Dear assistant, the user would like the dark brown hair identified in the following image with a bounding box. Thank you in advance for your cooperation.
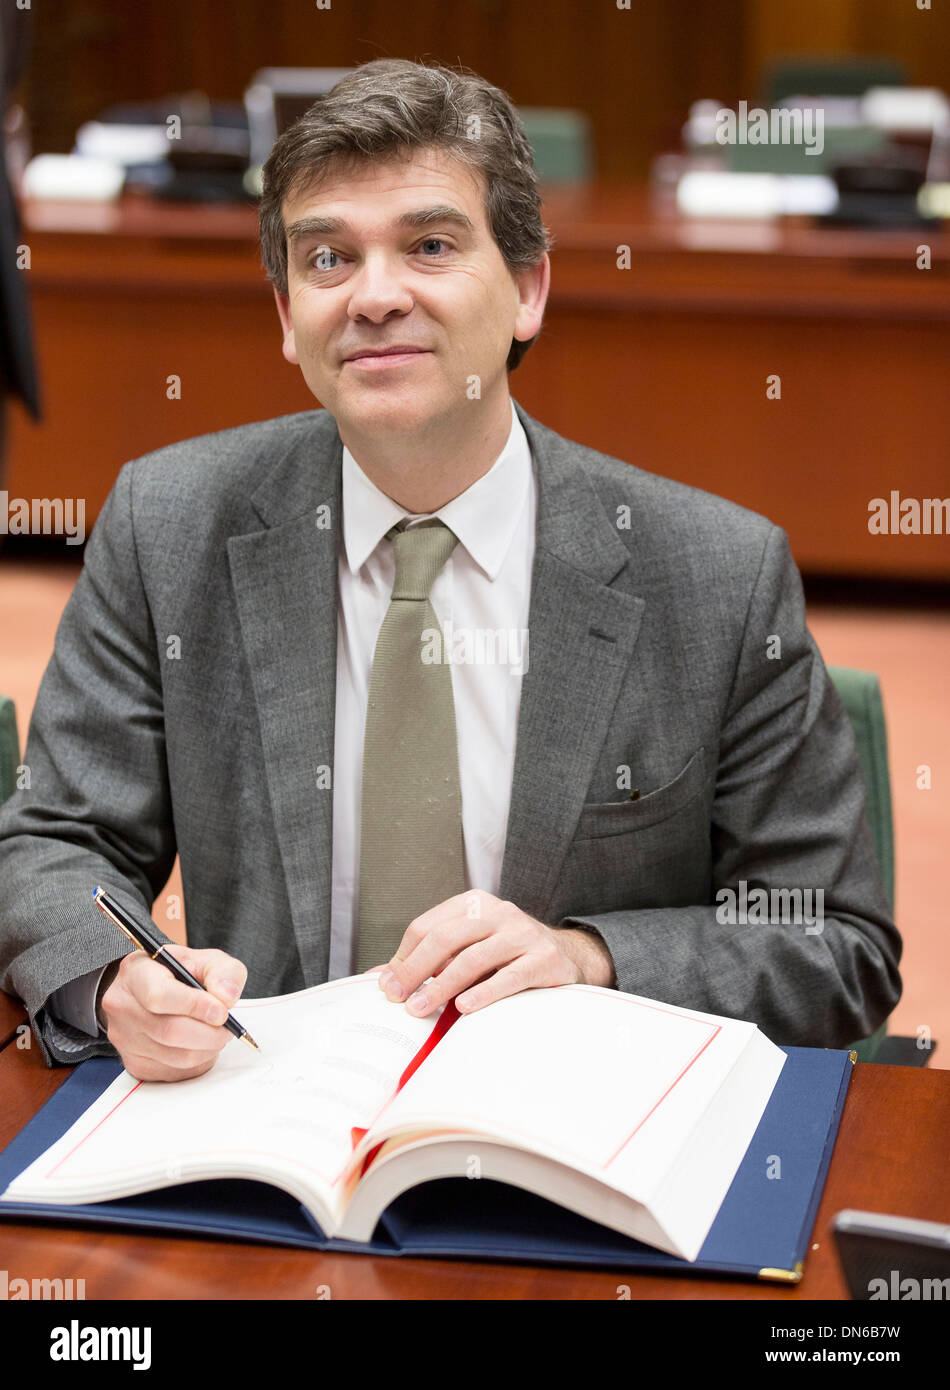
[259,58,552,371]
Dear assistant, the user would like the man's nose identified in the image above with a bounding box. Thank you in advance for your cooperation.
[347,253,414,320]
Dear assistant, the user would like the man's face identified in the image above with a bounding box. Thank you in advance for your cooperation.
[273,147,548,440]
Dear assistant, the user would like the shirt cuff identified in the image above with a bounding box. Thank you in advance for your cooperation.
[46,964,112,1038]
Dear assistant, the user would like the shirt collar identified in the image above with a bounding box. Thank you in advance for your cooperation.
[341,398,531,580]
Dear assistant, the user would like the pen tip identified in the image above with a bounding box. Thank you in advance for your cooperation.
[241,1032,260,1051]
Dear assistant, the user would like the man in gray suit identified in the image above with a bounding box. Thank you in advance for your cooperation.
[0,60,900,1080]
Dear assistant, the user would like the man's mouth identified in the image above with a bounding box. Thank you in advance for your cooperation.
[344,347,432,367]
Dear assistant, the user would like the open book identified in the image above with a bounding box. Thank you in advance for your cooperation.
[1,975,785,1262]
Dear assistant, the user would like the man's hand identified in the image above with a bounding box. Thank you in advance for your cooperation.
[373,890,616,1017]
[99,946,248,1082]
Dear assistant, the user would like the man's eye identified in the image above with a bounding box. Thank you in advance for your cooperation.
[307,239,448,270]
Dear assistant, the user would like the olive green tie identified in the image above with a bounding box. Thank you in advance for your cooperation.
[356,519,466,972]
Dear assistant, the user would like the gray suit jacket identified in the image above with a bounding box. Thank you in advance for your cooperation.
[0,399,901,1065]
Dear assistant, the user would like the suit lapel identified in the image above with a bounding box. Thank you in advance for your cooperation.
[227,412,342,987]
[499,402,646,920]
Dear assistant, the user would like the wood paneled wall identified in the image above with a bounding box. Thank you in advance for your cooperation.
[17,1,950,183]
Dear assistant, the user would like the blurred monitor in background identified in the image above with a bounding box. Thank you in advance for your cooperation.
[244,68,356,195]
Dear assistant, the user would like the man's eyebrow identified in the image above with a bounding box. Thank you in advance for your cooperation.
[285,205,475,246]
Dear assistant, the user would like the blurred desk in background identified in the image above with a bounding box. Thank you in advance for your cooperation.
[7,187,949,578]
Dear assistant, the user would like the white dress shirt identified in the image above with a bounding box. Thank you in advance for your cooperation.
[330,397,536,974]
[48,398,536,1038]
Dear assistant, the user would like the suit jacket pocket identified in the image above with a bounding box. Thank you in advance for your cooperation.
[573,747,707,839]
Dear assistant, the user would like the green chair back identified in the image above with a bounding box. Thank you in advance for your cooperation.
[0,695,20,803]
[517,107,593,183]
[827,667,895,910]
[827,666,894,1061]
[762,56,906,107]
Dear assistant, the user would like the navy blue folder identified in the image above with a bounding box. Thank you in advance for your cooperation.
[0,1045,853,1282]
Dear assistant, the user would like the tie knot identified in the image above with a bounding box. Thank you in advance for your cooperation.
[387,519,458,600]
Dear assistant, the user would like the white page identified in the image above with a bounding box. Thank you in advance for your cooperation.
[646,1028,785,1260]
[365,984,777,1204]
[341,988,783,1257]
[2,975,439,1222]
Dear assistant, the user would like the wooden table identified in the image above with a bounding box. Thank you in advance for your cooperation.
[1,989,948,1301]
[6,187,949,580]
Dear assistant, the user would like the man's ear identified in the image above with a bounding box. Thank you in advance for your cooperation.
[272,286,299,366]
[512,252,551,347]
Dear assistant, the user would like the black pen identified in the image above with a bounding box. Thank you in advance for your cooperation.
[92,886,260,1051]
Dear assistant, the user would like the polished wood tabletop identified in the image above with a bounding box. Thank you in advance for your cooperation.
[1,991,947,1300]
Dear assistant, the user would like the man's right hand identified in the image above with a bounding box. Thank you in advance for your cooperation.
[99,946,248,1082]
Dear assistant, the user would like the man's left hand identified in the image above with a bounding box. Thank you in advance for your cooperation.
[372,890,616,1017]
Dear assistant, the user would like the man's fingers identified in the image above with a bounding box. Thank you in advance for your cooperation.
[104,945,250,1084]
[456,935,578,1013]
[455,958,542,1013]
[121,947,245,1023]
[137,1009,234,1054]
[123,955,229,1026]
[164,945,247,1007]
[383,912,495,1001]
[401,934,520,1016]
[389,891,472,944]
[387,890,486,967]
